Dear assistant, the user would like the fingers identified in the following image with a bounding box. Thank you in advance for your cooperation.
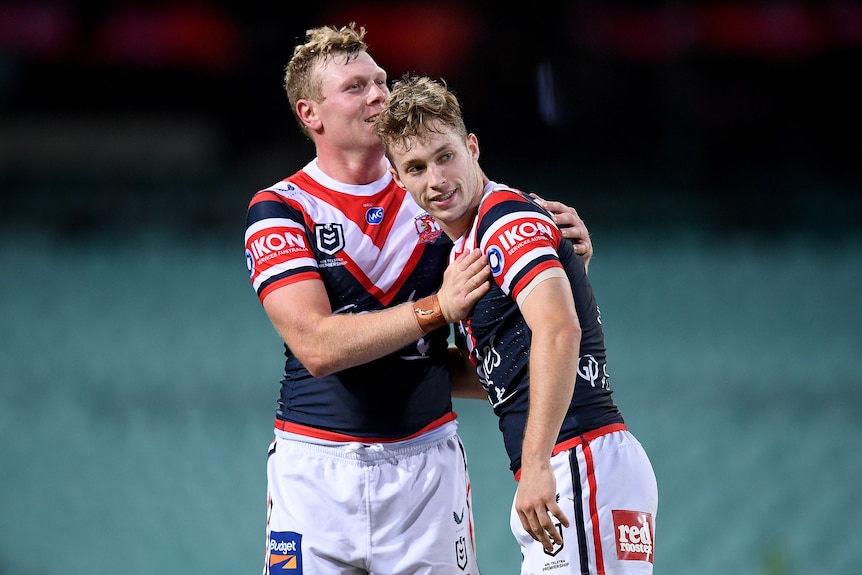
[453,250,491,295]
[535,198,594,263]
[452,246,485,270]
[533,197,591,243]
[546,502,570,546]
[437,249,490,322]
[516,469,570,553]
[518,507,567,553]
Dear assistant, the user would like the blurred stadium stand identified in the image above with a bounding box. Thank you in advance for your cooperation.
[1,1,860,233]
[1,3,860,575]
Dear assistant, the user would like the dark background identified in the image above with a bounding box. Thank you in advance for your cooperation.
[1,3,860,575]
[1,0,859,235]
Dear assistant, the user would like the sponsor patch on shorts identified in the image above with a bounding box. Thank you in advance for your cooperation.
[269,531,302,572]
[612,509,654,563]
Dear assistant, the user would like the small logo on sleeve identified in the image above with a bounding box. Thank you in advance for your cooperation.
[268,531,302,571]
[486,245,504,276]
[612,510,654,563]
[246,249,254,277]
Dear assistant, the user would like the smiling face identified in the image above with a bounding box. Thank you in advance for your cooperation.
[298,50,390,153]
[388,123,486,239]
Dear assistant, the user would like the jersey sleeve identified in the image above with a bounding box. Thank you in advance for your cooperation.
[476,190,564,303]
[245,187,319,302]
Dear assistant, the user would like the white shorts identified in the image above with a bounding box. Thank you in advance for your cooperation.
[264,422,480,575]
[511,427,658,575]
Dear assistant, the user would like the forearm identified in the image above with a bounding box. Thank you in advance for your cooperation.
[520,319,580,467]
[266,292,446,377]
[263,249,488,377]
[306,304,425,373]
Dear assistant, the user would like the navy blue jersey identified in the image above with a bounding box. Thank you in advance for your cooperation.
[454,183,624,473]
[245,160,455,440]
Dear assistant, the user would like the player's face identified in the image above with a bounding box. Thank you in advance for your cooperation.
[390,125,484,239]
[306,51,389,151]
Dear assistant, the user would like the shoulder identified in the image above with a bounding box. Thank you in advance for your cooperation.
[249,170,318,207]
[476,187,561,258]
[477,187,551,231]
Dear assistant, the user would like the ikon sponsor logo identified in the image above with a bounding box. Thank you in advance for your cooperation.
[495,219,554,251]
[249,230,307,261]
[269,531,302,571]
[612,509,654,563]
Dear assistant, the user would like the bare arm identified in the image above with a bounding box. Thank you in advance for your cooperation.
[262,249,490,377]
[514,273,581,552]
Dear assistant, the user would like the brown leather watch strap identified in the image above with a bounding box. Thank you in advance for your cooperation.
[413,294,447,334]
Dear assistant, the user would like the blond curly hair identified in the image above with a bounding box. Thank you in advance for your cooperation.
[284,22,368,136]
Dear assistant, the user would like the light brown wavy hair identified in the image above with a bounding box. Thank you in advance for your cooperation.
[375,74,468,159]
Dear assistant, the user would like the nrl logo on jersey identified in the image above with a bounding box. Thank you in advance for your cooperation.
[414,213,443,243]
[315,223,345,255]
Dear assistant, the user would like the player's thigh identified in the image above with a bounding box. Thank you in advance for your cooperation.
[264,438,367,574]
[372,435,479,575]
[590,431,657,574]
[512,431,657,575]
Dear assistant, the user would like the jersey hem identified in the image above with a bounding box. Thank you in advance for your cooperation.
[273,411,458,444]
[513,423,628,480]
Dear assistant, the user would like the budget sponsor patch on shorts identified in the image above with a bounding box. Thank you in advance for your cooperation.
[612,509,654,563]
[269,531,302,571]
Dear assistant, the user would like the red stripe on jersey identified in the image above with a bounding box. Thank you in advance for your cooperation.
[274,411,458,443]
[258,271,319,302]
[333,240,429,306]
[246,187,319,300]
[289,170,431,306]
[247,185,290,208]
[292,170,408,252]
[514,424,627,479]
[478,187,517,212]
[248,173,434,307]
[476,188,563,297]
[509,259,563,303]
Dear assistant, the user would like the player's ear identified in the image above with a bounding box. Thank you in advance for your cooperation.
[467,133,480,161]
[297,99,321,131]
[389,167,406,189]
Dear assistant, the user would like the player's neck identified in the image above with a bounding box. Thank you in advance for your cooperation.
[315,145,388,186]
